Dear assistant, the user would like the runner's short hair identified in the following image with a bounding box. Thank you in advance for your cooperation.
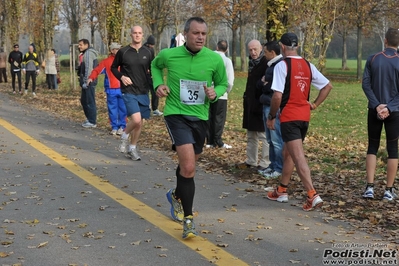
[385,28,399,47]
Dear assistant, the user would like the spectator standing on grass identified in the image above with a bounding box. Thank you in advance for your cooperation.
[257,41,284,179]
[206,40,234,149]
[88,42,127,136]
[151,17,228,239]
[143,35,163,116]
[43,49,58,90]
[8,44,23,94]
[236,39,269,171]
[0,47,7,83]
[266,32,332,211]
[22,45,40,97]
[111,26,154,161]
[77,39,99,128]
[362,27,399,201]
[53,50,60,90]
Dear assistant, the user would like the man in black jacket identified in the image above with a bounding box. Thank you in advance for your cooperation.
[237,39,269,170]
[8,44,23,94]
[257,41,284,179]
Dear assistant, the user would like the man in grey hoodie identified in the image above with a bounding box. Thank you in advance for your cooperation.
[78,39,98,128]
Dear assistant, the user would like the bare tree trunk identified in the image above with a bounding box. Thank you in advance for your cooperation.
[120,0,126,44]
[317,22,334,74]
[231,27,237,69]
[356,25,363,80]
[0,9,5,47]
[239,25,246,72]
[341,29,348,70]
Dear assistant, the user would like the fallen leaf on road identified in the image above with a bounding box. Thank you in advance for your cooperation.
[37,241,48,248]
[0,251,10,257]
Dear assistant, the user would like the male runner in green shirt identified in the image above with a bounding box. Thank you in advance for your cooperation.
[151,17,228,239]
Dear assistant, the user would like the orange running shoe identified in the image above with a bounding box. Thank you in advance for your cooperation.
[303,194,323,211]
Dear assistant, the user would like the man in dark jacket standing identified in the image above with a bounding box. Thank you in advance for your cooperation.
[78,39,98,128]
[257,41,284,179]
[8,44,23,94]
[237,39,268,170]
[362,28,399,201]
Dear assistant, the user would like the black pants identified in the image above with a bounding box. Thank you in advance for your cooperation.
[207,99,227,147]
[80,84,97,124]
[46,74,56,89]
[10,70,21,91]
[367,109,399,158]
[150,87,159,111]
[25,71,37,92]
[0,68,7,83]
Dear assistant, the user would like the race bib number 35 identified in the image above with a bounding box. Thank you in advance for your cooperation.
[180,79,207,105]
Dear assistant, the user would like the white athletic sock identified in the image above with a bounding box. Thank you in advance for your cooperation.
[121,132,129,139]
[129,145,136,151]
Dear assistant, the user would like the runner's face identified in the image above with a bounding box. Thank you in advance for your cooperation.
[184,21,207,52]
[131,27,143,45]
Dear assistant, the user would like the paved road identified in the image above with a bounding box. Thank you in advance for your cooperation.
[0,92,396,266]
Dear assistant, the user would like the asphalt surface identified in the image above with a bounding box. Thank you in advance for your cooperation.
[0,92,397,266]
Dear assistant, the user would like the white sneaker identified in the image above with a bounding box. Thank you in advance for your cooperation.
[362,186,374,199]
[221,143,232,149]
[110,129,117,135]
[205,144,214,148]
[118,136,129,153]
[32,92,37,97]
[383,189,397,201]
[258,166,273,175]
[153,109,163,116]
[263,171,282,179]
[127,147,141,161]
[116,128,124,136]
[81,121,97,128]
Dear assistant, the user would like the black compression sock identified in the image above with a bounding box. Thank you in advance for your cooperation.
[176,169,195,217]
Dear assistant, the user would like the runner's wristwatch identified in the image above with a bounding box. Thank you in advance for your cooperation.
[268,113,276,120]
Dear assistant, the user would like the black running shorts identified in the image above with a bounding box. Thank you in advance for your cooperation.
[281,121,309,142]
[164,115,208,154]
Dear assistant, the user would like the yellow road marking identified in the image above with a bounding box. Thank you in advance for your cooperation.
[0,118,248,266]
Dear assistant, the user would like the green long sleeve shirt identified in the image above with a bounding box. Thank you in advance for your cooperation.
[151,45,228,121]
